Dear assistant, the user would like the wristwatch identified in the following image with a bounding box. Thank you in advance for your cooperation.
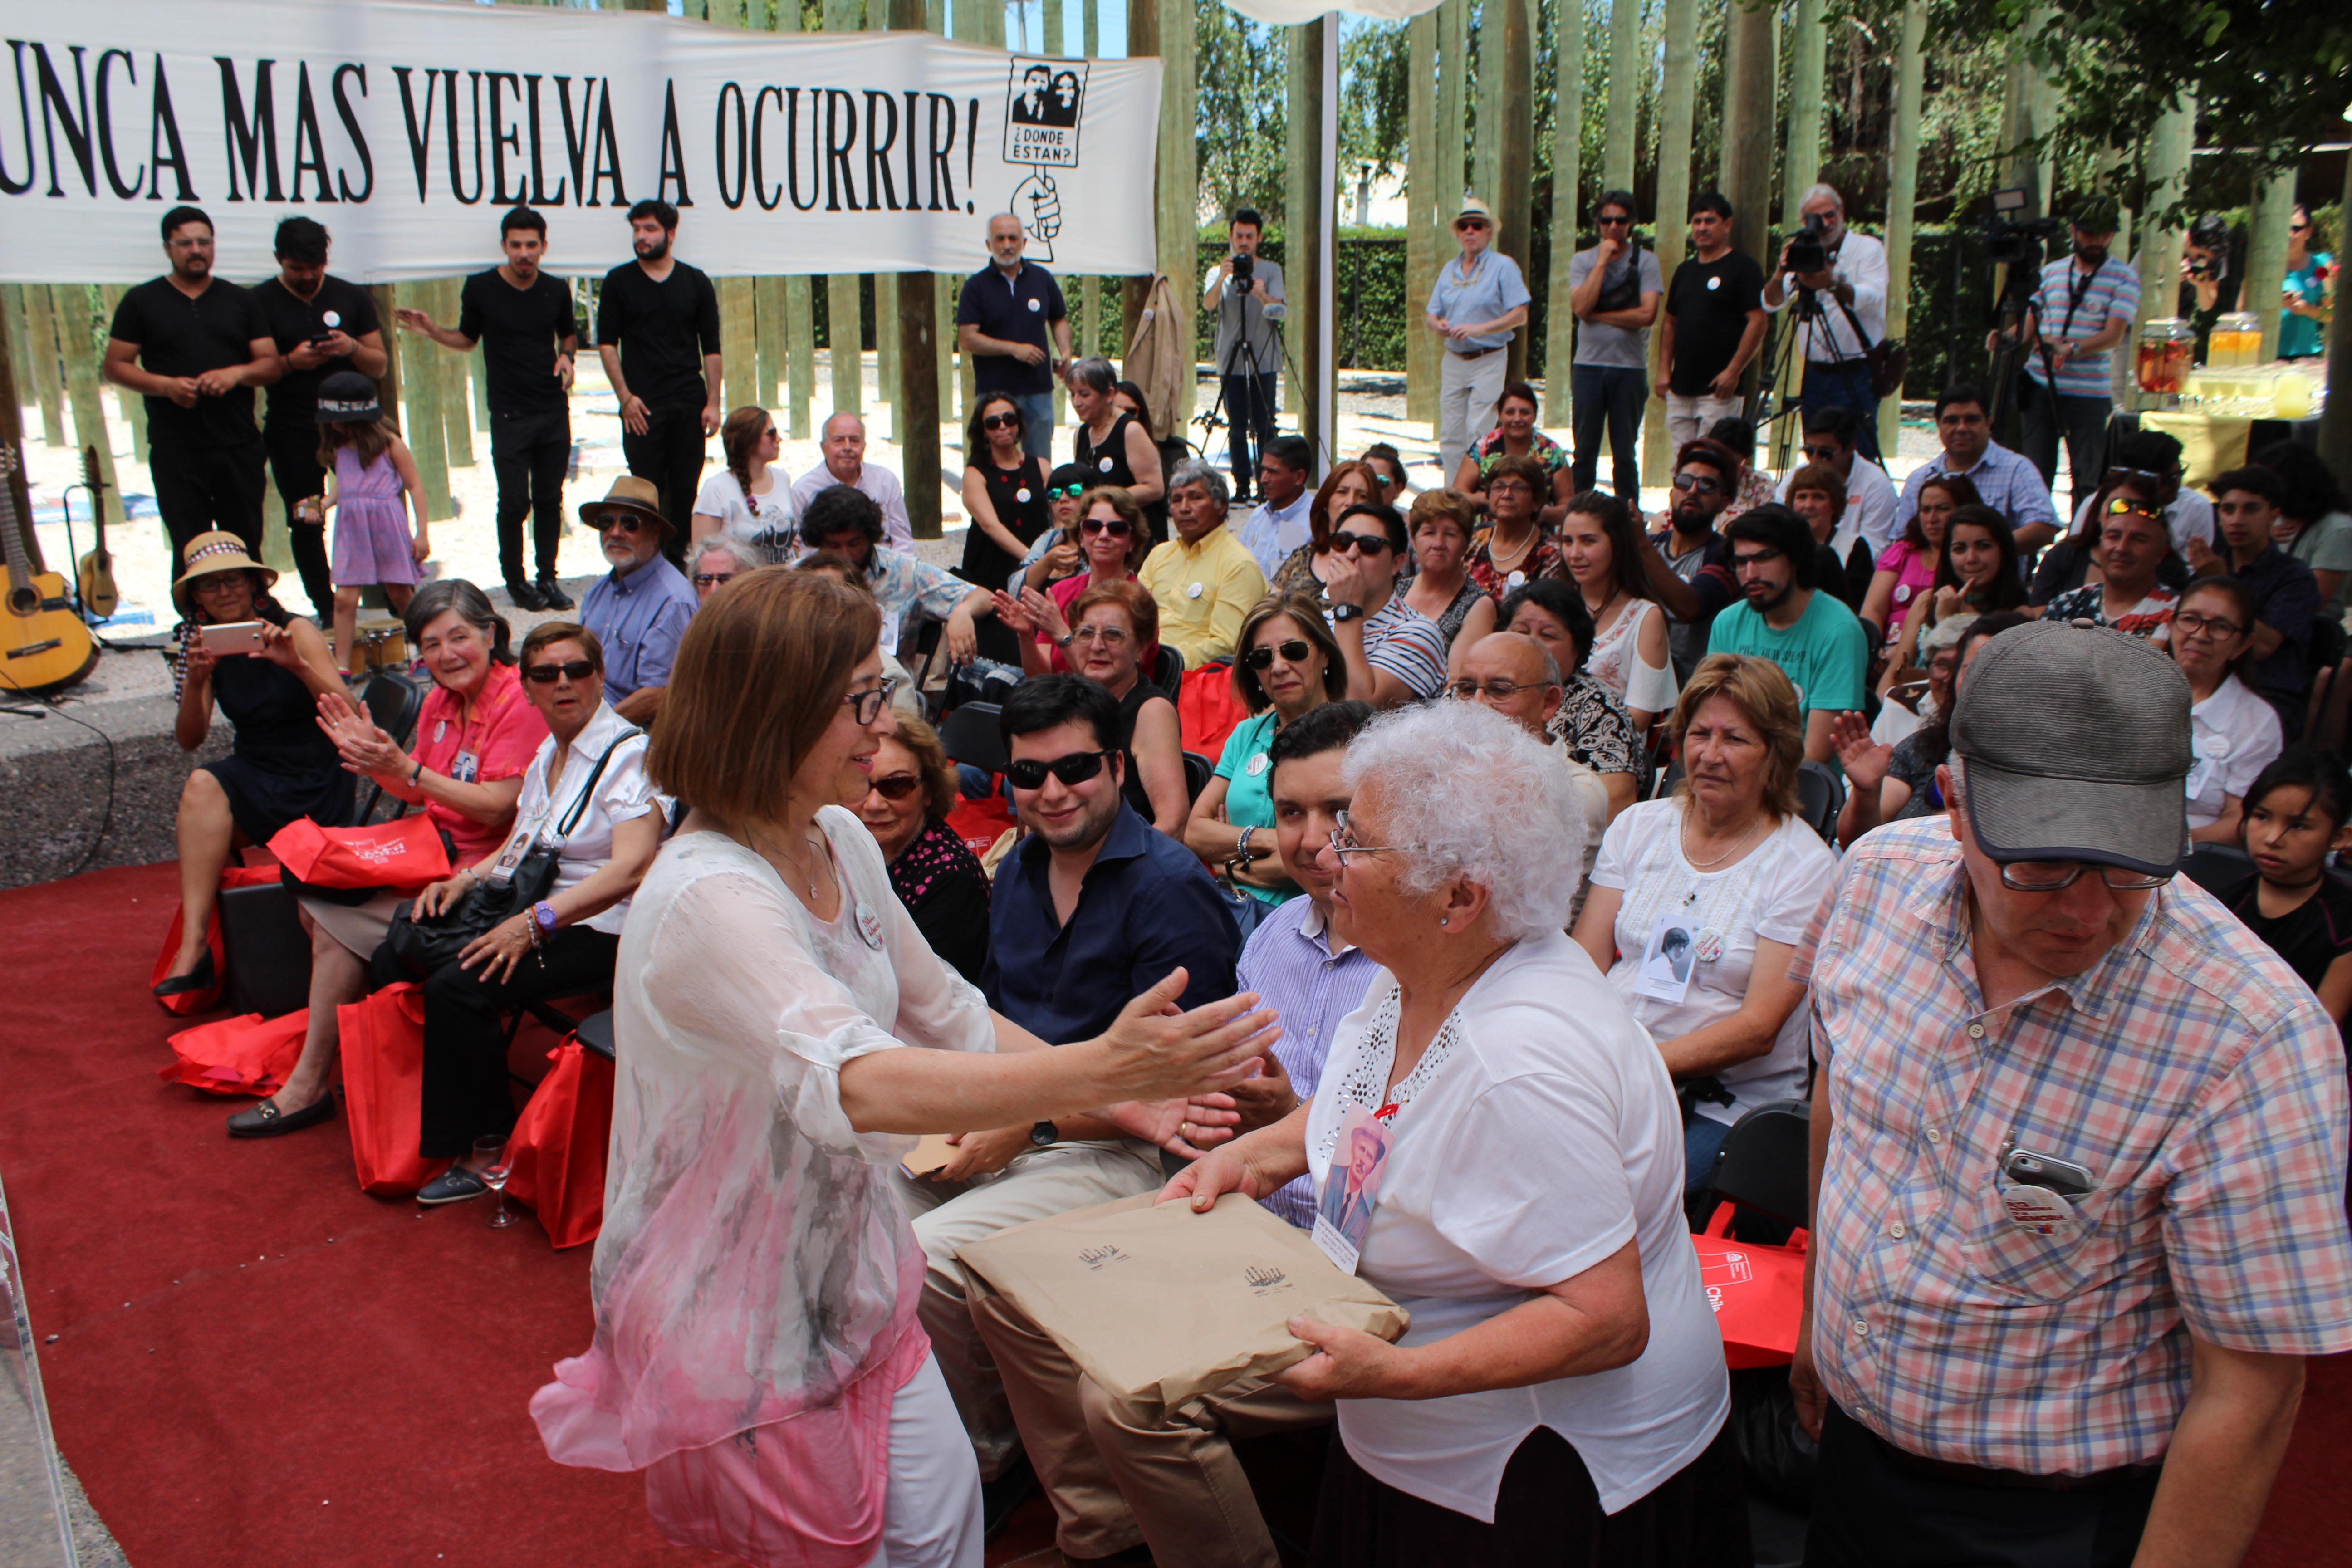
[532,900,559,937]
[1331,602,1364,623]
[1028,1120,1059,1149]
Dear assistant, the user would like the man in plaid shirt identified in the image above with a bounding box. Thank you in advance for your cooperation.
[1792,620,2352,1566]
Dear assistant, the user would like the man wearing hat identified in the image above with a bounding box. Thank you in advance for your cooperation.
[1788,620,2352,1566]
[1424,195,1532,482]
[1997,199,2140,519]
[576,477,696,725]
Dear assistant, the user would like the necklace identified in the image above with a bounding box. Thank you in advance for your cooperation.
[1681,807,1767,871]
[1583,585,1622,624]
[1488,522,1537,569]
[749,822,829,901]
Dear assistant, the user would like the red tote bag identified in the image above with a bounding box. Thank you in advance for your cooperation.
[267,815,451,892]
[338,982,446,1196]
[505,1040,617,1249]
[1176,664,1250,760]
[159,1010,308,1097]
[1691,1202,1810,1369]
[149,865,286,1016]
[944,792,1016,861]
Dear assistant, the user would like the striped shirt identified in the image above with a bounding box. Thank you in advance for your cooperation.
[1235,896,1382,1230]
[1793,818,2352,1474]
[1350,598,1451,699]
[1895,440,2057,543]
[2024,256,2141,398]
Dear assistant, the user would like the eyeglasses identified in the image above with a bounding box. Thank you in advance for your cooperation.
[1071,625,1131,646]
[1800,443,1842,462]
[1449,678,1551,701]
[1598,214,1633,227]
[524,658,597,684]
[1671,472,1724,495]
[865,772,924,801]
[842,676,900,726]
[2290,221,2312,233]
[1047,484,1088,500]
[1244,638,1314,669]
[595,512,649,534]
[692,571,738,589]
[982,412,1022,431]
[1731,548,1784,572]
[2172,609,2246,640]
[1080,517,1133,537]
[1329,530,1394,555]
[1326,808,1408,866]
[1005,749,1113,790]
[1995,859,2173,893]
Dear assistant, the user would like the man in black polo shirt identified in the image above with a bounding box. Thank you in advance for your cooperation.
[1656,191,1766,452]
[956,212,1071,460]
[250,216,386,621]
[595,198,721,566]
[103,206,281,564]
[396,206,582,611]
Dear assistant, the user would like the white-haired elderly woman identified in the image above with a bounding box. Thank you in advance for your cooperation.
[683,533,763,606]
[1169,701,1745,1566]
[1573,653,1838,1194]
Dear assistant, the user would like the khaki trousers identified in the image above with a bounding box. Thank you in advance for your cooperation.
[970,1279,1331,1568]
[893,1140,1166,1482]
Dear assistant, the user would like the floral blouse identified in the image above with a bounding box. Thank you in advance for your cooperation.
[1465,526,1566,601]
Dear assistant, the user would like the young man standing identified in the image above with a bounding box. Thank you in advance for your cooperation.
[1566,189,1664,501]
[2002,203,2139,515]
[957,212,1073,461]
[1773,406,1898,558]
[1200,208,1287,499]
[396,206,582,612]
[2189,465,2322,738]
[1657,192,1766,451]
[595,199,721,563]
[249,216,386,622]
[1706,503,1868,764]
[1896,383,2059,553]
[103,207,281,562]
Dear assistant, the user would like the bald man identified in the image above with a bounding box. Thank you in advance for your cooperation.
[956,212,1073,458]
[1451,631,1611,922]
[789,411,914,549]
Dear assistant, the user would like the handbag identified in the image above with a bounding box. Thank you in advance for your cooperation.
[269,814,452,901]
[383,728,638,977]
[1828,291,1908,401]
[505,1039,617,1249]
[1691,1200,1810,1369]
[338,981,441,1195]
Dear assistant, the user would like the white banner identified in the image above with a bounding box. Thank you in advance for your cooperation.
[0,0,1163,283]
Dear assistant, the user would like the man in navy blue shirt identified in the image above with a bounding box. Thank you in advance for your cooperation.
[956,213,1072,460]
[897,675,1240,1501]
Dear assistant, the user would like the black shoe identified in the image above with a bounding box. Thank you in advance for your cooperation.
[536,578,575,612]
[152,949,216,1000]
[416,1168,489,1205]
[506,579,548,612]
[227,1092,336,1138]
[980,1453,1036,1543]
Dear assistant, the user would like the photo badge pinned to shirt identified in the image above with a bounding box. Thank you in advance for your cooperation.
[1635,911,1700,1004]
[2184,733,2227,802]
[450,750,481,784]
[1312,1105,1391,1275]
[855,901,887,951]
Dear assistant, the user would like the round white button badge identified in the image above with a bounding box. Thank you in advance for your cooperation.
[1705,276,1721,291]
[1187,582,1204,599]
[1016,488,1033,504]
[1099,457,1115,472]
[1245,752,1269,776]
[1026,297,1042,312]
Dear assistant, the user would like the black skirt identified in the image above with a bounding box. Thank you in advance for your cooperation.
[1309,1417,1750,1568]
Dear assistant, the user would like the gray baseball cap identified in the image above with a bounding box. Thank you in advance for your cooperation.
[1948,619,2191,877]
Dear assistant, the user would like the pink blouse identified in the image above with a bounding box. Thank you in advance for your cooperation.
[1874,539,1938,646]
[413,662,548,860]
[1040,569,1160,677]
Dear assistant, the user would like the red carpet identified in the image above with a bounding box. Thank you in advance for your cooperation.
[1,862,2342,1566]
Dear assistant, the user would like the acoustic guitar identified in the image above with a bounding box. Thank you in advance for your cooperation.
[0,445,97,694]
[74,445,118,620]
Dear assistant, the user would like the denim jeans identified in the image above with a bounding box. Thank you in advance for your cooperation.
[1799,361,1881,464]
[1008,390,1058,461]
[1569,363,1647,499]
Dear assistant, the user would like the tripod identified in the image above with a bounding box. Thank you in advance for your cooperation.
[1195,279,1283,497]
[1757,282,1879,465]
[1984,251,2061,449]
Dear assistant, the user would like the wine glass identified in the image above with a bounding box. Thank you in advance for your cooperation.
[472,1135,517,1229]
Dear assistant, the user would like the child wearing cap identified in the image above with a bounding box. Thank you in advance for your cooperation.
[314,370,430,674]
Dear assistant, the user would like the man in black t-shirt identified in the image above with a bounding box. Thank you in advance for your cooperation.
[397,206,582,612]
[1656,191,1767,452]
[955,212,1071,461]
[595,199,721,566]
[250,216,386,621]
[103,206,282,564]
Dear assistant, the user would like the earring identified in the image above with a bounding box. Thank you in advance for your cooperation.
[1439,917,1449,926]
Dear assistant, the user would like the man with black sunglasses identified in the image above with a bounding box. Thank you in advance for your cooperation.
[1773,405,1898,558]
[1650,439,1744,679]
[900,675,1239,1496]
[575,476,696,725]
[1567,189,1664,501]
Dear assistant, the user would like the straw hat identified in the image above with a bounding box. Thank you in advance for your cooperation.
[577,475,673,539]
[172,532,277,616]
[1453,194,1495,230]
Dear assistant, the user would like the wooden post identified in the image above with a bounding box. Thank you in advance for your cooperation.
[22,284,65,448]
[1494,0,1532,393]
[1119,0,1158,356]
[96,284,145,461]
[1601,0,1640,196]
[825,0,865,422]
[1541,0,1580,429]
[55,286,125,544]
[2244,168,2298,365]
[1643,0,1697,481]
[868,0,900,429]
[891,0,943,536]
[1438,0,1468,207]
[3,289,32,444]
[1717,0,1777,322]
[1880,0,1926,461]
[1780,0,1825,229]
[1472,2,1499,207]
[1407,11,1441,428]
[395,286,454,522]
[1155,0,1196,431]
[785,0,818,439]
[436,278,475,468]
[1285,19,1328,457]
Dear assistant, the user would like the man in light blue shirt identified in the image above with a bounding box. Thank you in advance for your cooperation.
[1895,383,2060,553]
[575,476,697,726]
[1706,503,1868,765]
[1425,194,1532,482]
[1237,433,1313,578]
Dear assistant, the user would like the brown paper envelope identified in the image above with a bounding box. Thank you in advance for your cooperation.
[956,1191,1408,1414]
[901,1133,964,1179]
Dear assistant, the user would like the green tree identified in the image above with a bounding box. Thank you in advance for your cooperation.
[1196,0,1290,221]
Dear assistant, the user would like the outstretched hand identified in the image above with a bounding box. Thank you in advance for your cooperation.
[1097,968,1280,1104]
[1831,710,1891,794]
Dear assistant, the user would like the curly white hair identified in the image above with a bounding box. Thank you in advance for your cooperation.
[1341,700,1584,941]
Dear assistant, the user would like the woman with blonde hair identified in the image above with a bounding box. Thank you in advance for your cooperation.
[1574,654,1837,1190]
[531,568,1278,1568]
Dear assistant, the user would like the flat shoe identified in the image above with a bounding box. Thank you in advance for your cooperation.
[416,1168,489,1205]
[152,950,217,1000]
[227,1093,336,1139]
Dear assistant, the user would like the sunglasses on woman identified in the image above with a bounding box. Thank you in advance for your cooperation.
[1005,750,1113,790]
[1244,638,1313,669]
[982,412,1022,431]
[865,772,924,801]
[524,658,598,684]
[1081,517,1134,537]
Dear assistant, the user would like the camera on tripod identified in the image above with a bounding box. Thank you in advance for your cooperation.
[1782,211,1831,276]
[1982,186,2064,269]
[1230,252,1255,293]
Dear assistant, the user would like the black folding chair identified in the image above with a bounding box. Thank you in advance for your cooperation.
[351,671,425,826]
[1150,642,1186,696]
[1182,750,1213,805]
[1795,760,1846,846]
[1701,1098,1813,1228]
[937,701,1010,779]
[2182,843,2254,893]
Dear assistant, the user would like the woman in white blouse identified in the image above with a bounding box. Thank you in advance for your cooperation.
[532,569,1277,1568]
[691,405,796,552]
[1557,490,1679,733]
[2172,575,2284,843]
[1574,654,1836,1194]
[1168,701,1744,1567]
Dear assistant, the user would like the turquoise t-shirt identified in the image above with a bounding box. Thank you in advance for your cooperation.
[2282,253,2330,359]
[1705,590,1870,769]
[1213,710,1289,905]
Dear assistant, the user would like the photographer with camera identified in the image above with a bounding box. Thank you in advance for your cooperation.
[1993,202,2139,519]
[1567,190,1665,502]
[1762,184,1889,462]
[1201,208,1287,502]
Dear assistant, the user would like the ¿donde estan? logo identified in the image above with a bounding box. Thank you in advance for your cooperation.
[1003,58,1086,262]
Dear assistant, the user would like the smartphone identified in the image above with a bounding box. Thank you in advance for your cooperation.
[199,620,266,656]
[2001,1147,2095,1199]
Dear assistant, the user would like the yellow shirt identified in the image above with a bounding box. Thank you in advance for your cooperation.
[1137,524,1269,665]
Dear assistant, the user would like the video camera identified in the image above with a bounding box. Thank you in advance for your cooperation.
[1783,211,1830,277]
[1230,252,1255,293]
[1983,186,2064,269]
